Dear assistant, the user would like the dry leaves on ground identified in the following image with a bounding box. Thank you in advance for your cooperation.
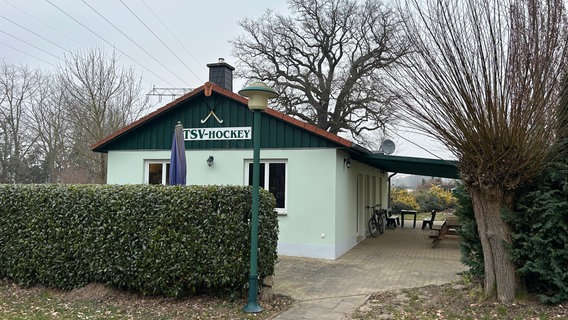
[0,280,294,320]
[353,281,568,320]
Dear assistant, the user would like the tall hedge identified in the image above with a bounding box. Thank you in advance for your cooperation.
[508,159,568,304]
[0,184,278,297]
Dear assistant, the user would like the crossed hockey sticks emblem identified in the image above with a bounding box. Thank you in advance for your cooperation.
[200,110,224,124]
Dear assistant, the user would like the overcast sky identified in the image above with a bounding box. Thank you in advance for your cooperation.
[0,0,453,160]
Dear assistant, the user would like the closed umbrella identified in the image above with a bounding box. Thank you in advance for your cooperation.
[169,121,187,185]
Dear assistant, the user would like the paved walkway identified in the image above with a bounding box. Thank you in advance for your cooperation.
[272,226,467,319]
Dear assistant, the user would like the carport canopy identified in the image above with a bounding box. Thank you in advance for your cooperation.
[356,153,460,179]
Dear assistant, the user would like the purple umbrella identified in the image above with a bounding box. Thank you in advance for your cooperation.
[169,121,187,185]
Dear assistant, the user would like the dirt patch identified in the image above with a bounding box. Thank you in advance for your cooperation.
[353,281,568,319]
[63,283,122,302]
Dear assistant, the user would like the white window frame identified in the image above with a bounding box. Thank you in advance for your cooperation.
[244,159,288,214]
[144,160,170,185]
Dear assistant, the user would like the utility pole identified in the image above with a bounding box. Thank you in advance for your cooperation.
[146,86,192,102]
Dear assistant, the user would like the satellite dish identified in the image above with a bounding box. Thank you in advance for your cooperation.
[380,139,396,155]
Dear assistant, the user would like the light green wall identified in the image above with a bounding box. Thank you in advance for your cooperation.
[333,150,356,255]
[106,148,388,260]
[333,150,388,258]
[107,148,339,258]
[276,149,337,258]
[107,150,248,185]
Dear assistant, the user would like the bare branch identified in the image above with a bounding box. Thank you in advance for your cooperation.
[58,48,147,183]
[390,0,568,302]
[232,0,409,141]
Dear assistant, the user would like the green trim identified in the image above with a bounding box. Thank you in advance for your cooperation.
[355,153,460,179]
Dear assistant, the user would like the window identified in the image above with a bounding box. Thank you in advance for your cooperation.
[245,160,287,211]
[145,160,170,185]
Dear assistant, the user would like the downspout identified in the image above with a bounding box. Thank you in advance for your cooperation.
[388,172,397,210]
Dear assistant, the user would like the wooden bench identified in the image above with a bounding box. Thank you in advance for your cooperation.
[386,211,400,228]
[421,210,437,230]
[429,217,461,247]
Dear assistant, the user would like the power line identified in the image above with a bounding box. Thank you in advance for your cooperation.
[44,0,176,87]
[1,0,78,45]
[0,40,58,67]
[139,0,204,71]
[0,13,72,54]
[0,1,155,89]
[119,0,203,83]
[77,0,191,87]
[386,127,456,163]
[0,29,61,60]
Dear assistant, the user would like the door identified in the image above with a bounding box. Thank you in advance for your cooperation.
[363,175,370,239]
[355,174,370,241]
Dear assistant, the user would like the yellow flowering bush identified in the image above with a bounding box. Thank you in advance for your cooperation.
[391,187,419,213]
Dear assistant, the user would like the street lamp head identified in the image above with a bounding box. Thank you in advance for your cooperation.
[238,81,279,111]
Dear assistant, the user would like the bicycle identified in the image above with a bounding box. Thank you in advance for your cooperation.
[368,204,386,237]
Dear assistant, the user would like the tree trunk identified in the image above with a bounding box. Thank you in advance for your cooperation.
[470,186,517,303]
[97,153,107,184]
[47,152,57,183]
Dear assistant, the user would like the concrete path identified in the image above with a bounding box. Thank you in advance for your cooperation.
[271,226,467,319]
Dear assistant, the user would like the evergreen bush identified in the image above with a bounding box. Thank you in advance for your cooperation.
[508,159,568,304]
[0,184,278,297]
[453,184,484,279]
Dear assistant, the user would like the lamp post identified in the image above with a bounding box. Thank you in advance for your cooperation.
[238,82,279,313]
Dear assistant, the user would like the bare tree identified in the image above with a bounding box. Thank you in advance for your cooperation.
[391,0,568,302]
[232,0,409,143]
[31,75,70,183]
[0,61,40,183]
[59,48,147,183]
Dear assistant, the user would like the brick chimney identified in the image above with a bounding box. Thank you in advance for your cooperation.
[207,58,235,91]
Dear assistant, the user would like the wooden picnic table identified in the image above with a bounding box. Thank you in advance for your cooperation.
[429,217,461,247]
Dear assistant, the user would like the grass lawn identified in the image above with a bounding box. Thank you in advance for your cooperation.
[0,279,293,320]
[3,277,567,319]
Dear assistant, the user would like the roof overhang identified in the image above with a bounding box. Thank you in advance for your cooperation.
[355,153,460,179]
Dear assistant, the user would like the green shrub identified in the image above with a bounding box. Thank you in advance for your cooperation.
[0,184,278,297]
[414,185,457,212]
[453,184,484,279]
[391,187,419,213]
[508,159,568,304]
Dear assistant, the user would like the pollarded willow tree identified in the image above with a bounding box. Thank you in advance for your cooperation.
[391,0,568,302]
[232,0,409,144]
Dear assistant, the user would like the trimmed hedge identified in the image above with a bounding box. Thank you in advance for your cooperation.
[0,184,278,297]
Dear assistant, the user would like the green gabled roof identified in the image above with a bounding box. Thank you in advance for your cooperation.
[92,82,353,152]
